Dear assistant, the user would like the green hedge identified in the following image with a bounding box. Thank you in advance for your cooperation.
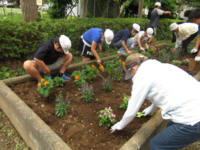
[0,18,182,59]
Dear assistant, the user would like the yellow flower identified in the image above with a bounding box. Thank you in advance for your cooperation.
[41,79,45,82]
[44,82,49,86]
[119,60,122,62]
[38,83,42,87]
[111,61,113,63]
[75,75,80,80]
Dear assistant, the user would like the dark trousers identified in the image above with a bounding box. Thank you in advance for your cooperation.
[182,32,198,55]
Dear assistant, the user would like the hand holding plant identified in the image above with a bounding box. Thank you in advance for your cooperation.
[81,83,94,102]
[97,107,117,127]
[37,75,54,97]
[55,91,71,117]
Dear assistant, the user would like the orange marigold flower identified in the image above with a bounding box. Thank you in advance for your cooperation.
[91,65,95,68]
[38,83,42,87]
[41,79,45,82]
[44,82,49,86]
[122,62,125,66]
[142,51,145,53]
[119,60,122,62]
[75,75,80,80]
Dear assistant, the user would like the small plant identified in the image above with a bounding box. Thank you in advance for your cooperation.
[53,77,65,87]
[37,76,54,97]
[81,83,94,102]
[114,63,124,82]
[104,61,116,75]
[119,95,131,110]
[82,65,99,82]
[142,51,152,58]
[100,74,113,91]
[158,50,170,63]
[135,112,153,118]
[97,107,117,127]
[181,58,189,66]
[172,60,181,67]
[55,91,71,117]
[71,70,87,88]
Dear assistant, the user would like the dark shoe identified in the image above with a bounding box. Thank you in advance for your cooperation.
[187,71,194,76]
[57,73,70,81]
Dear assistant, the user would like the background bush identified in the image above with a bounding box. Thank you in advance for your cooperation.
[0,18,182,59]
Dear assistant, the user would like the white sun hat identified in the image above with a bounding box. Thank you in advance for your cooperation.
[146,28,153,37]
[133,23,140,32]
[170,23,178,31]
[59,35,71,54]
[104,29,114,45]
[155,2,161,7]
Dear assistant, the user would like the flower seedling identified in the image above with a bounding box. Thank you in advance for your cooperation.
[82,65,99,82]
[172,60,181,67]
[53,77,65,87]
[100,74,113,91]
[55,91,71,117]
[135,112,153,118]
[181,58,189,66]
[158,50,170,63]
[97,107,117,127]
[37,75,54,97]
[71,70,87,88]
[119,95,131,110]
[104,61,116,75]
[114,63,124,82]
[81,83,94,102]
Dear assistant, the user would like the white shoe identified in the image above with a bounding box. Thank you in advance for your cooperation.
[195,56,200,62]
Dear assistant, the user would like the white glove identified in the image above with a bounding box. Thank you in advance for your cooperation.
[146,46,149,49]
[110,122,122,133]
[140,47,145,51]
[191,48,198,53]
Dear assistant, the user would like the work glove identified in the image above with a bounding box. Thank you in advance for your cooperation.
[140,47,145,52]
[191,48,198,53]
[146,46,149,49]
[110,122,122,133]
[142,104,158,116]
[172,47,176,52]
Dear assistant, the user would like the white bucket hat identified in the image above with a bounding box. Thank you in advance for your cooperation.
[104,29,114,45]
[146,28,153,37]
[155,2,161,7]
[59,35,71,54]
[133,23,140,32]
[170,23,178,31]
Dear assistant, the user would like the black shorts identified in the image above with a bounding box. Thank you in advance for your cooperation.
[78,39,95,60]
[190,47,200,58]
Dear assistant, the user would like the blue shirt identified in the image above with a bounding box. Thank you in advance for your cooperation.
[83,28,102,45]
[113,29,131,43]
[198,25,200,35]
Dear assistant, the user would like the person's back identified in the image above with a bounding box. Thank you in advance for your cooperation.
[149,9,162,28]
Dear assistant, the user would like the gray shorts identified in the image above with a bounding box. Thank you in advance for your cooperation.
[32,57,64,73]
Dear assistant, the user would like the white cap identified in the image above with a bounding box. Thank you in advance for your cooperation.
[155,2,161,7]
[170,23,178,31]
[146,28,153,37]
[133,23,140,32]
[59,35,71,54]
[104,29,114,45]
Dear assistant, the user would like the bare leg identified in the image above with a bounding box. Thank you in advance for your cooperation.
[148,35,155,43]
[82,57,91,62]
[23,60,42,81]
[188,58,196,71]
[59,52,73,73]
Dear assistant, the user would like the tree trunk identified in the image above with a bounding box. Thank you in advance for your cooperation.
[138,0,144,18]
[80,0,88,18]
[102,0,108,18]
[16,0,20,6]
[117,11,123,18]
[21,0,38,22]
[176,3,185,19]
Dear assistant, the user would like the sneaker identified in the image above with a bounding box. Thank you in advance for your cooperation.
[57,73,70,81]
[186,71,194,76]
[195,56,200,62]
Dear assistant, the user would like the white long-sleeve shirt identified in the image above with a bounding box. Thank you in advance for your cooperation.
[175,23,198,47]
[115,60,200,130]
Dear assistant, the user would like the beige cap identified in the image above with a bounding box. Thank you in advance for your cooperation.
[104,29,114,45]
[124,53,148,80]
[170,23,178,31]
[59,35,71,54]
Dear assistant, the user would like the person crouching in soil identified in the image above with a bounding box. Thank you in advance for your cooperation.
[129,28,153,52]
[111,53,200,150]
[23,35,72,81]
[79,28,114,65]
[113,23,140,55]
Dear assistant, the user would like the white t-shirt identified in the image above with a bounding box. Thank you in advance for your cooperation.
[133,31,146,41]
[157,9,164,15]
[114,60,200,130]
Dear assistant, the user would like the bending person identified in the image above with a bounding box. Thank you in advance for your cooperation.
[113,23,140,55]
[23,35,72,81]
[170,22,198,56]
[79,28,114,65]
[111,53,200,150]
[129,28,153,52]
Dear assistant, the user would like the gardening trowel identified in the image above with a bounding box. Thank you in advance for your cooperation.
[99,64,104,72]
